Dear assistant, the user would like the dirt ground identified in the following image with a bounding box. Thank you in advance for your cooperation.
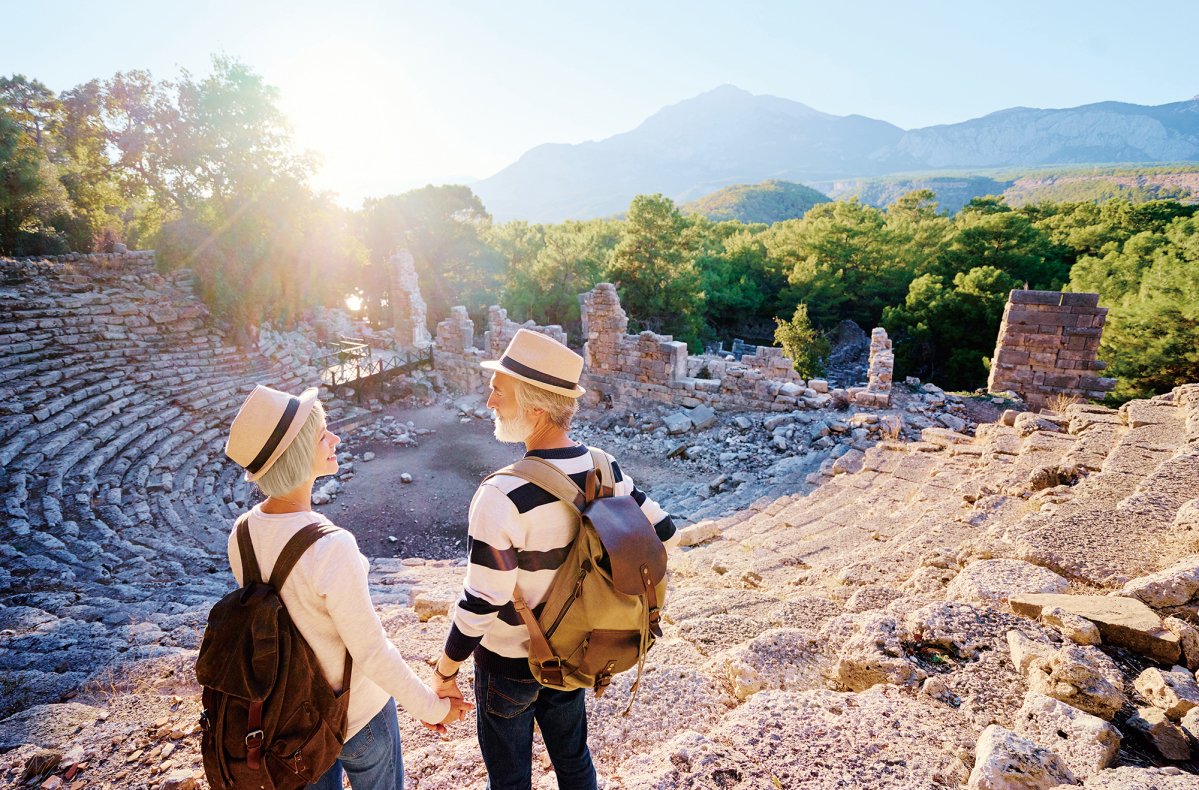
[328,402,684,562]
[330,404,521,560]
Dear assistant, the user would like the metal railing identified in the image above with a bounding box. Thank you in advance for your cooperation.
[313,337,433,387]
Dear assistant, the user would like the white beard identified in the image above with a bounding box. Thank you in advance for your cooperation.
[493,410,535,444]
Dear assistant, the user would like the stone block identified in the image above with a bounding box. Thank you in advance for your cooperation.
[1010,290,1065,306]
[1010,593,1181,664]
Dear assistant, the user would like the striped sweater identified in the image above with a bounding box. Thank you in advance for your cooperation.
[445,443,677,678]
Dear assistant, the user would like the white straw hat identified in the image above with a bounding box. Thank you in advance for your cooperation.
[480,328,586,398]
[225,385,320,481]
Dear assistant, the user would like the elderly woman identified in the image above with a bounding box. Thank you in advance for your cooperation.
[224,385,471,789]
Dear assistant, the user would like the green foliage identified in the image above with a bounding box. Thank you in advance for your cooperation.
[683,179,830,224]
[494,218,618,339]
[883,266,1020,390]
[605,194,705,349]
[765,199,908,328]
[1067,213,1199,402]
[0,108,71,254]
[359,184,502,324]
[773,304,829,378]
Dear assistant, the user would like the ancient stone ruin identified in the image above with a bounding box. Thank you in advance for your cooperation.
[387,249,430,347]
[3,254,1198,788]
[988,290,1116,408]
[576,282,846,411]
[432,304,570,394]
[853,326,894,408]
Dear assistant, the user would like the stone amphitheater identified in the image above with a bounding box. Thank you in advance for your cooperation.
[2,253,1199,789]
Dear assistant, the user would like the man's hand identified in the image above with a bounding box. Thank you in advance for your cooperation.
[421,696,474,735]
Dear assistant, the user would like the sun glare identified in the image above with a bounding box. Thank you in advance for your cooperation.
[345,294,364,312]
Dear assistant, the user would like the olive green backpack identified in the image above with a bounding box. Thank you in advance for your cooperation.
[488,447,667,711]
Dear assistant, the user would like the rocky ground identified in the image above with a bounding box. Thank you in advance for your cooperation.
[6,383,1199,788]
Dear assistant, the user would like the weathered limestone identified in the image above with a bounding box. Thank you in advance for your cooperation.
[987,290,1116,408]
[1007,632,1127,720]
[1126,707,1192,760]
[1010,593,1182,663]
[387,249,429,346]
[967,724,1076,790]
[945,559,1069,606]
[1134,666,1199,719]
[1012,691,1120,780]
[1120,555,1199,609]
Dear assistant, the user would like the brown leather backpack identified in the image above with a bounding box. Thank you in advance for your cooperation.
[196,517,351,789]
[489,447,668,713]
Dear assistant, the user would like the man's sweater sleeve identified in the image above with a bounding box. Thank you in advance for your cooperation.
[444,483,522,662]
[608,453,680,549]
[311,531,450,725]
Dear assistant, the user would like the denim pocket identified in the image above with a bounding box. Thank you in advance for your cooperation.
[340,719,374,760]
[486,674,541,719]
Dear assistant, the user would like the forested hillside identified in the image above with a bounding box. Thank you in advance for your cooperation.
[4,61,1197,403]
[683,180,830,223]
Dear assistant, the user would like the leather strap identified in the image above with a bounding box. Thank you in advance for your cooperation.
[245,699,264,769]
[588,447,615,498]
[642,564,662,638]
[269,522,339,589]
[268,522,355,693]
[235,514,262,585]
[512,587,563,686]
[491,457,587,512]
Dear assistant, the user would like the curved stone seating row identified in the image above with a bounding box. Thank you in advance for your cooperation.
[0,253,360,717]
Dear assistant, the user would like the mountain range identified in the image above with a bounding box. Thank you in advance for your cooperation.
[472,85,1199,222]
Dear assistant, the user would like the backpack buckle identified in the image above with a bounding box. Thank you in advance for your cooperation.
[539,658,564,686]
[245,729,265,748]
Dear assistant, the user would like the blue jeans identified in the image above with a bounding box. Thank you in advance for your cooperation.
[474,666,597,790]
[309,698,403,790]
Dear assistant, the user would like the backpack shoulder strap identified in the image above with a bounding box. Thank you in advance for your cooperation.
[488,457,588,512]
[587,447,616,497]
[269,522,341,590]
[235,513,263,585]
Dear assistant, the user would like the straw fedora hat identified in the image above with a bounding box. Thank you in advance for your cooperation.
[225,385,320,482]
[481,328,586,398]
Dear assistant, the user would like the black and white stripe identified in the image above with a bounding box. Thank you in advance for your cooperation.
[445,444,676,677]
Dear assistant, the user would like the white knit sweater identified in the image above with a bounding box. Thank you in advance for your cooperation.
[227,505,449,737]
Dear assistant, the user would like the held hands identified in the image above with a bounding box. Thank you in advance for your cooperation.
[421,657,473,734]
[422,694,474,735]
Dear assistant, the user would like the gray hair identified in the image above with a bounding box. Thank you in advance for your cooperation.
[512,378,578,431]
[256,400,326,497]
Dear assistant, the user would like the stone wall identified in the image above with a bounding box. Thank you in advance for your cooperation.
[432,305,569,394]
[987,290,1116,408]
[578,283,838,412]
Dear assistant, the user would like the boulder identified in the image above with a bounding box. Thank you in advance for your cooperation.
[663,412,693,435]
[948,560,1069,606]
[685,404,717,431]
[1041,606,1101,646]
[1007,632,1127,720]
[1120,555,1199,609]
[835,613,925,692]
[1009,594,1181,664]
[1126,707,1192,760]
[1163,617,1199,671]
[1182,706,1199,741]
[967,724,1076,790]
[1133,666,1199,719]
[1013,691,1120,780]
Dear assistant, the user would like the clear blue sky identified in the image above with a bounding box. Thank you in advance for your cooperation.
[5,1,1197,206]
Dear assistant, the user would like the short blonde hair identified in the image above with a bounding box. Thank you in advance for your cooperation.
[512,378,578,431]
[256,401,326,497]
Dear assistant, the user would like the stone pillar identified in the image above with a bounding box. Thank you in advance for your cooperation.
[988,290,1116,408]
[389,249,429,347]
[579,283,629,371]
[854,327,894,408]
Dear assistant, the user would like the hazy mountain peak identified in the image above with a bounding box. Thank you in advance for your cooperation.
[473,89,1199,223]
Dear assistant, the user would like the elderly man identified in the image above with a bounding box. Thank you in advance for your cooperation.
[431,329,677,790]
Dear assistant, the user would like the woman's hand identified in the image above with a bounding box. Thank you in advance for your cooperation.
[421,696,474,734]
